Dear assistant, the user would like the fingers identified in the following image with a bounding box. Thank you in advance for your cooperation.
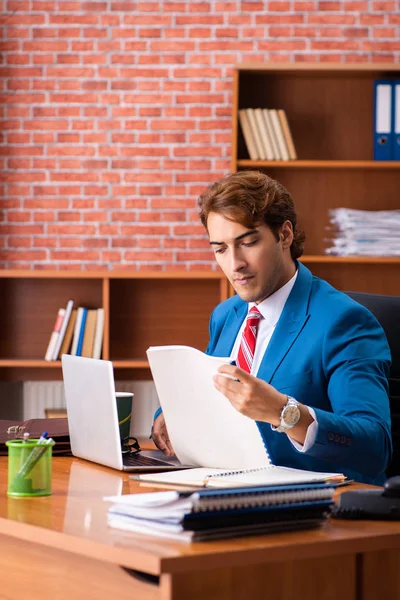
[164,434,174,456]
[151,414,175,456]
[217,363,250,382]
[213,373,241,395]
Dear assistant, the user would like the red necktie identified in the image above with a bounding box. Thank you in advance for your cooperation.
[236,306,262,373]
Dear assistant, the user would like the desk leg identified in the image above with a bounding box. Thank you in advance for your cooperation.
[163,553,356,600]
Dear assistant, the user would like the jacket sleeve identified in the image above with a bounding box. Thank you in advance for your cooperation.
[205,307,217,355]
[305,304,392,478]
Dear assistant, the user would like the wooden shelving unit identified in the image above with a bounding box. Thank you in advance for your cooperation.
[232,63,400,295]
[237,160,400,169]
[0,270,229,381]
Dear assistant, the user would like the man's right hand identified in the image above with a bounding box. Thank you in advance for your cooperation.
[151,412,174,456]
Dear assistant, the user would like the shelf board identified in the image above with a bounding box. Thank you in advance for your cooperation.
[112,360,149,368]
[236,62,400,74]
[301,256,400,264]
[0,359,150,368]
[0,360,62,367]
[0,270,224,279]
[237,160,400,169]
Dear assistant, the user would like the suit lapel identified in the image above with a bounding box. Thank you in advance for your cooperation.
[213,302,247,357]
[257,263,313,382]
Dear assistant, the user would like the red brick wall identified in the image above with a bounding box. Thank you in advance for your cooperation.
[1,1,399,271]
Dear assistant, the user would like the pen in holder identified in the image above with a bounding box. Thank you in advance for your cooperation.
[6,434,55,497]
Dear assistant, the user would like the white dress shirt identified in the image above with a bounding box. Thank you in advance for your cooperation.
[231,269,318,452]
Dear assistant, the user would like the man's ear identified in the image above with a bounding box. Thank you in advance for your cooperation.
[280,221,294,248]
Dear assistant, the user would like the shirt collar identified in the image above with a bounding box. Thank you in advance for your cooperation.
[248,269,298,327]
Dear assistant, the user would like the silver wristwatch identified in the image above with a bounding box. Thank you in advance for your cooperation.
[271,396,301,433]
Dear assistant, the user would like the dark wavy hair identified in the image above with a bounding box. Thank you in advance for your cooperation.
[198,170,305,260]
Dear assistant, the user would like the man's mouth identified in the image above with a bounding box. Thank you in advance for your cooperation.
[234,275,254,284]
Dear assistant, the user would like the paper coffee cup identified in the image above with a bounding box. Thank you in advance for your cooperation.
[115,392,134,441]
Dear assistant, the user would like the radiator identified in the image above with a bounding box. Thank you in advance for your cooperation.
[23,380,160,437]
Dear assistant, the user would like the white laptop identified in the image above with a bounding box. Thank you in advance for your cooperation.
[61,355,188,472]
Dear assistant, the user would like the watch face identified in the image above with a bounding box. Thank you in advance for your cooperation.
[282,405,300,426]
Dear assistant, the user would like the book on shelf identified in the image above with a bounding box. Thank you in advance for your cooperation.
[70,307,85,356]
[245,108,266,159]
[76,308,88,357]
[104,482,335,542]
[254,108,274,160]
[52,299,74,361]
[278,109,297,160]
[92,308,104,360]
[44,308,65,361]
[238,109,258,160]
[81,309,97,358]
[262,108,280,160]
[58,308,77,358]
[269,109,290,161]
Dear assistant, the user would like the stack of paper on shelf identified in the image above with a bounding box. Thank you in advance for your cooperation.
[104,482,335,542]
[325,208,400,256]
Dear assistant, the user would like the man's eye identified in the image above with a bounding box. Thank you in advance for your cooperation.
[242,240,257,247]
[214,247,226,254]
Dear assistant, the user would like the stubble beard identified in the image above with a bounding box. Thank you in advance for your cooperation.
[233,254,283,304]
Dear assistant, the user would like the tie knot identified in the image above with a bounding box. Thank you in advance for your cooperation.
[247,306,262,323]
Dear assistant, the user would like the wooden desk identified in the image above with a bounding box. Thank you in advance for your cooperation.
[0,457,399,600]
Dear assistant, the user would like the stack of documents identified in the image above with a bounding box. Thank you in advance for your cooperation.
[105,483,335,542]
[325,208,400,256]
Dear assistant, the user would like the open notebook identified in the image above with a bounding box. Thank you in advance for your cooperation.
[132,465,345,488]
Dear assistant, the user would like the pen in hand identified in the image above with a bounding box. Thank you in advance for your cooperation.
[216,360,240,383]
[230,360,240,382]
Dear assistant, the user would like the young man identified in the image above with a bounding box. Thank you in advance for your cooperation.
[152,171,392,484]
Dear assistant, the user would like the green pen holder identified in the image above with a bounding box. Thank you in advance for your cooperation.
[6,439,55,497]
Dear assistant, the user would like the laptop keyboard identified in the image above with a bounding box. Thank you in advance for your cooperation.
[123,452,171,467]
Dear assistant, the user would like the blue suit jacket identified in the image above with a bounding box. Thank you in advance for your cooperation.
[205,263,392,485]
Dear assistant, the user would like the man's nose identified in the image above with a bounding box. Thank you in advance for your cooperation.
[231,250,246,272]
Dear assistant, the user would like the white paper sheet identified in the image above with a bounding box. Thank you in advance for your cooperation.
[146,345,271,469]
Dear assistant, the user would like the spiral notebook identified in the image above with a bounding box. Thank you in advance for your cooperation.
[105,483,335,542]
[132,465,345,488]
[106,482,336,518]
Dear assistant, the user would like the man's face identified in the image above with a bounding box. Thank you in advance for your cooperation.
[207,212,294,304]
